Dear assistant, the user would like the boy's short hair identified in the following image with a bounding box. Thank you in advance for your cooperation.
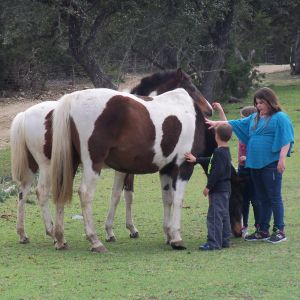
[215,124,232,142]
[240,106,257,117]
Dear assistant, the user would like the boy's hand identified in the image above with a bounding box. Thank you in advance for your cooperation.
[185,152,196,163]
[203,187,209,197]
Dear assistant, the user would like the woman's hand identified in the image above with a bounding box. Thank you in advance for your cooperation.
[205,119,230,130]
[212,102,227,121]
[205,118,217,129]
[277,158,286,174]
[278,144,290,173]
[212,102,222,111]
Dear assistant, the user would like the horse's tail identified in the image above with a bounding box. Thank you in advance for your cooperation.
[10,112,30,182]
[51,94,74,205]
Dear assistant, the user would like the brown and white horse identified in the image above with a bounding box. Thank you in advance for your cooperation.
[105,71,243,242]
[10,101,57,243]
[10,69,242,250]
[10,69,211,245]
[50,77,216,252]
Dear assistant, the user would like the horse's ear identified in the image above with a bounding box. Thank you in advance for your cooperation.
[176,68,183,79]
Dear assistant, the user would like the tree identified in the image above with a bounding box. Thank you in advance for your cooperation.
[291,30,300,75]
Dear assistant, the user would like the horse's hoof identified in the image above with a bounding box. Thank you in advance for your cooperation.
[91,245,108,253]
[55,242,69,250]
[170,241,187,250]
[129,232,139,239]
[165,240,170,245]
[105,236,116,242]
[19,237,30,244]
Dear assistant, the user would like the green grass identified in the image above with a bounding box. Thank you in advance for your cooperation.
[0,76,300,299]
[261,71,300,87]
[0,147,11,179]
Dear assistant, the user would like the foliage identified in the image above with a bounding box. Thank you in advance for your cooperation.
[1,0,300,96]
[220,53,262,100]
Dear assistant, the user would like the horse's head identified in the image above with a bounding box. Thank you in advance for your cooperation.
[173,69,213,117]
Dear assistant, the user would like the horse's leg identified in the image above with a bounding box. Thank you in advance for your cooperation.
[54,200,68,250]
[159,174,173,244]
[105,171,126,242]
[124,174,139,238]
[79,169,107,252]
[16,171,35,244]
[169,179,187,250]
[36,166,54,240]
[124,190,139,238]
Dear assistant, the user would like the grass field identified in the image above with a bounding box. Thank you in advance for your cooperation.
[0,72,299,299]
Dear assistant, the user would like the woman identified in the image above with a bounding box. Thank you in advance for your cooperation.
[205,87,294,244]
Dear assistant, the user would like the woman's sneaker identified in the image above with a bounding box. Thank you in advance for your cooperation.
[268,228,287,244]
[244,230,270,241]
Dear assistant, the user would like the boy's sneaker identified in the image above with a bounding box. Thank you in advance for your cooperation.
[199,243,218,251]
[268,228,287,244]
[222,243,230,249]
[244,230,270,241]
[241,226,249,238]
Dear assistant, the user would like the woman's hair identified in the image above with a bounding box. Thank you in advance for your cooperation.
[240,106,257,117]
[253,87,283,127]
[253,87,282,114]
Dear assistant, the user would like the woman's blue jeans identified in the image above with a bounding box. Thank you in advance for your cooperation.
[250,161,284,232]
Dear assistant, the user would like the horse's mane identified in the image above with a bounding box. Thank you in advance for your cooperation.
[130,70,188,95]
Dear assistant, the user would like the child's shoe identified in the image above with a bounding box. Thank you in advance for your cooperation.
[241,226,249,238]
[268,228,287,244]
[199,243,218,251]
[244,229,270,241]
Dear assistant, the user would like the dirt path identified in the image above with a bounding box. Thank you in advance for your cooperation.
[254,64,290,73]
[0,74,145,150]
[0,100,42,149]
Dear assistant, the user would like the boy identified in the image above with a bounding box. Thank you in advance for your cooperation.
[212,103,258,238]
[185,123,233,250]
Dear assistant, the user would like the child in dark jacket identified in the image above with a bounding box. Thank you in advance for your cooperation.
[212,103,258,238]
[185,123,233,250]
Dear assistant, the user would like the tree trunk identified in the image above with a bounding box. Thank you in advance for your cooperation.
[67,4,117,89]
[200,0,235,101]
[292,29,300,75]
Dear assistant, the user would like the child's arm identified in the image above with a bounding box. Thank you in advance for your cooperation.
[184,152,196,163]
[212,102,227,121]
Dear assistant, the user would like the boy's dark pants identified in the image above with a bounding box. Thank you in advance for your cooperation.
[207,191,231,249]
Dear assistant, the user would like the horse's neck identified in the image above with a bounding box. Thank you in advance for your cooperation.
[131,73,175,97]
[204,127,217,156]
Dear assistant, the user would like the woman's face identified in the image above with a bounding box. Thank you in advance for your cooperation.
[255,98,270,116]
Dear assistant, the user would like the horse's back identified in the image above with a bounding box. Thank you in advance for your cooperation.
[60,88,197,174]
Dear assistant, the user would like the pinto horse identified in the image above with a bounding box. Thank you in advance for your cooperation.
[10,69,242,249]
[50,79,217,252]
[105,71,243,242]
[10,69,211,245]
[10,101,57,243]
[10,69,212,243]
